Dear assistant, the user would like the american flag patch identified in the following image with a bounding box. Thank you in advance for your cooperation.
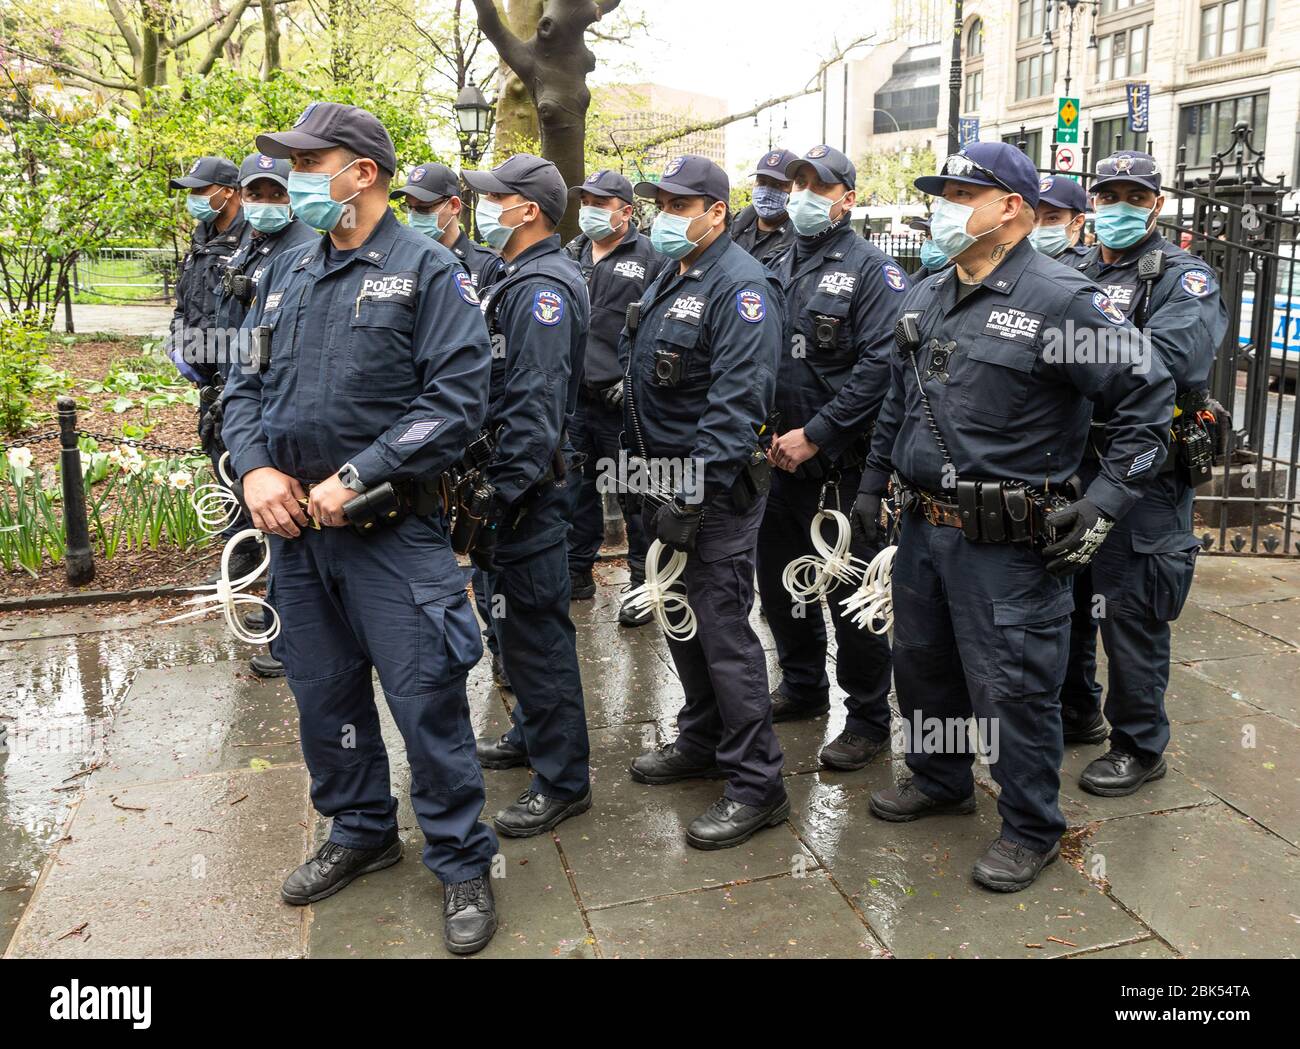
[1128,447,1158,477]
[397,419,443,444]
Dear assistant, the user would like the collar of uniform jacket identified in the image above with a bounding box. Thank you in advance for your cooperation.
[673,227,731,283]
[1093,227,1164,273]
[194,210,247,252]
[294,208,404,277]
[499,233,563,277]
[932,234,1037,312]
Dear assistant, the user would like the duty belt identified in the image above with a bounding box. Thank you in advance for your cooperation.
[893,473,1072,547]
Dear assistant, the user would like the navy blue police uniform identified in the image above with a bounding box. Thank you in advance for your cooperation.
[562,169,667,594]
[756,145,906,750]
[861,146,1175,863]
[1061,152,1227,775]
[624,155,789,814]
[731,149,801,267]
[462,155,593,811]
[221,112,498,888]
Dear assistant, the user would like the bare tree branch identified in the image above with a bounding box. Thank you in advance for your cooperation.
[193,0,255,76]
[470,0,534,80]
[104,0,142,60]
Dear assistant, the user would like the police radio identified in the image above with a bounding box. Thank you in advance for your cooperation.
[250,325,273,372]
[221,268,254,304]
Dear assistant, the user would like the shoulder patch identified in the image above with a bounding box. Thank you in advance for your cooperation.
[1180,269,1212,298]
[454,270,479,305]
[533,288,565,326]
[881,263,907,293]
[736,289,766,323]
[1092,291,1126,325]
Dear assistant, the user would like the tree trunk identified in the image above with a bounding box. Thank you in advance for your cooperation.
[262,0,282,79]
[494,0,541,155]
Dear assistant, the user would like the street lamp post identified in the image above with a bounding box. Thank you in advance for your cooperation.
[947,0,963,156]
[454,79,494,237]
[1041,0,1100,102]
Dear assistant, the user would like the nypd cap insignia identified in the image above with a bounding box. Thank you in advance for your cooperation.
[808,145,830,159]
[664,156,686,178]
[188,159,202,174]
[736,290,766,323]
[533,289,564,326]
[1092,291,1126,325]
[1181,269,1212,297]
[410,166,426,182]
[765,152,783,168]
[882,263,906,292]
[294,102,318,127]
[1039,175,1053,192]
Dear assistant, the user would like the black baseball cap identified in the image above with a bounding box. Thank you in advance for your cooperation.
[462,153,569,228]
[1037,174,1087,213]
[907,216,931,235]
[915,142,1041,208]
[1091,150,1162,194]
[238,152,292,190]
[169,156,238,190]
[257,102,398,175]
[391,162,461,203]
[634,155,730,205]
[570,169,635,205]
[785,145,857,190]
[748,148,801,181]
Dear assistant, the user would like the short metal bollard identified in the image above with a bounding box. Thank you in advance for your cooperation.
[58,396,95,586]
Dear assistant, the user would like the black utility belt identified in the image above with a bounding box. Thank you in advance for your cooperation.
[340,478,440,536]
[893,474,1071,547]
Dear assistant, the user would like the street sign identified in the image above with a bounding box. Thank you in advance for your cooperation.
[1057,96,1079,144]
[1055,144,1077,172]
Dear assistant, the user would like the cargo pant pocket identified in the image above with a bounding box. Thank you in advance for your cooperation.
[988,588,1074,700]
[1130,533,1199,622]
[408,577,482,694]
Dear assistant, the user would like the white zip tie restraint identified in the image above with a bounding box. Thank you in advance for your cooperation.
[621,539,697,642]
[781,509,868,604]
[192,451,242,536]
[840,544,897,635]
[160,528,280,644]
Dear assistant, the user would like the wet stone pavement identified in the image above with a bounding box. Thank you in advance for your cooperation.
[2,556,1299,959]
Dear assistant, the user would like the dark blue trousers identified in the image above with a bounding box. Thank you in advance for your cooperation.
[754,467,892,740]
[267,514,498,884]
[488,488,590,800]
[1062,468,1199,763]
[567,390,648,579]
[891,513,1073,853]
[471,566,499,657]
[646,498,786,807]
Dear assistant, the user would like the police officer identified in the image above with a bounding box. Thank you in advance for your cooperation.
[462,155,594,838]
[211,152,316,681]
[851,142,1175,891]
[563,169,666,622]
[1062,150,1226,796]
[165,156,254,578]
[623,154,790,849]
[755,145,904,771]
[390,162,504,688]
[731,148,800,267]
[1030,174,1090,267]
[221,103,499,955]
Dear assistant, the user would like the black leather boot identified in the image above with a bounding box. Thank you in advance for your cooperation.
[869,777,977,822]
[281,838,401,905]
[494,787,592,838]
[629,741,725,784]
[1063,708,1109,745]
[685,794,790,850]
[569,568,596,599]
[972,837,1061,892]
[476,733,528,770]
[819,730,889,771]
[770,687,830,723]
[1078,748,1167,797]
[443,875,497,955]
[249,652,285,679]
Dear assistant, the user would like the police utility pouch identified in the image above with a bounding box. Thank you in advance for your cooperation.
[343,483,402,535]
[979,482,1007,542]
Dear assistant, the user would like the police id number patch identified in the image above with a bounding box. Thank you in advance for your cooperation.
[1092,291,1126,325]
[736,290,766,323]
[984,306,1044,343]
[533,289,565,326]
[1181,269,1212,297]
[454,271,479,305]
[359,270,417,305]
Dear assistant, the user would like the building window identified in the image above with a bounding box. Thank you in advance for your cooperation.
[1093,116,1146,156]
[965,70,984,112]
[1178,91,1269,167]
[1015,51,1056,100]
[967,17,984,57]
[1002,129,1044,166]
[1100,0,1151,12]
[1097,23,1149,81]
[1199,0,1273,60]
[1018,0,1047,41]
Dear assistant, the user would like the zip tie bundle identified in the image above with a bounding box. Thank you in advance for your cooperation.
[782,509,867,604]
[840,545,897,635]
[160,528,280,644]
[192,451,241,536]
[621,539,697,642]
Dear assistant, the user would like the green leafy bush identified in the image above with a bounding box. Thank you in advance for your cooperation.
[0,312,52,437]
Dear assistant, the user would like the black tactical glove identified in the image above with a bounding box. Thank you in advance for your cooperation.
[851,492,883,546]
[198,390,225,454]
[601,381,625,409]
[470,521,499,573]
[1042,499,1115,577]
[652,498,703,553]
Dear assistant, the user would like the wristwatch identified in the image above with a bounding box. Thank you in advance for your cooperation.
[337,462,366,493]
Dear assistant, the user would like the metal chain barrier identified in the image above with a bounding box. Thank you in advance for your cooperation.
[2,429,202,457]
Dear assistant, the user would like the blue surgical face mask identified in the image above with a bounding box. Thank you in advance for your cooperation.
[751,185,790,221]
[786,188,847,237]
[287,158,359,231]
[243,202,292,234]
[929,194,1008,259]
[579,204,622,242]
[650,209,709,260]
[476,199,528,251]
[1094,201,1155,249]
[1029,222,1072,258]
[920,239,949,269]
[186,189,228,224]
[408,203,450,239]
